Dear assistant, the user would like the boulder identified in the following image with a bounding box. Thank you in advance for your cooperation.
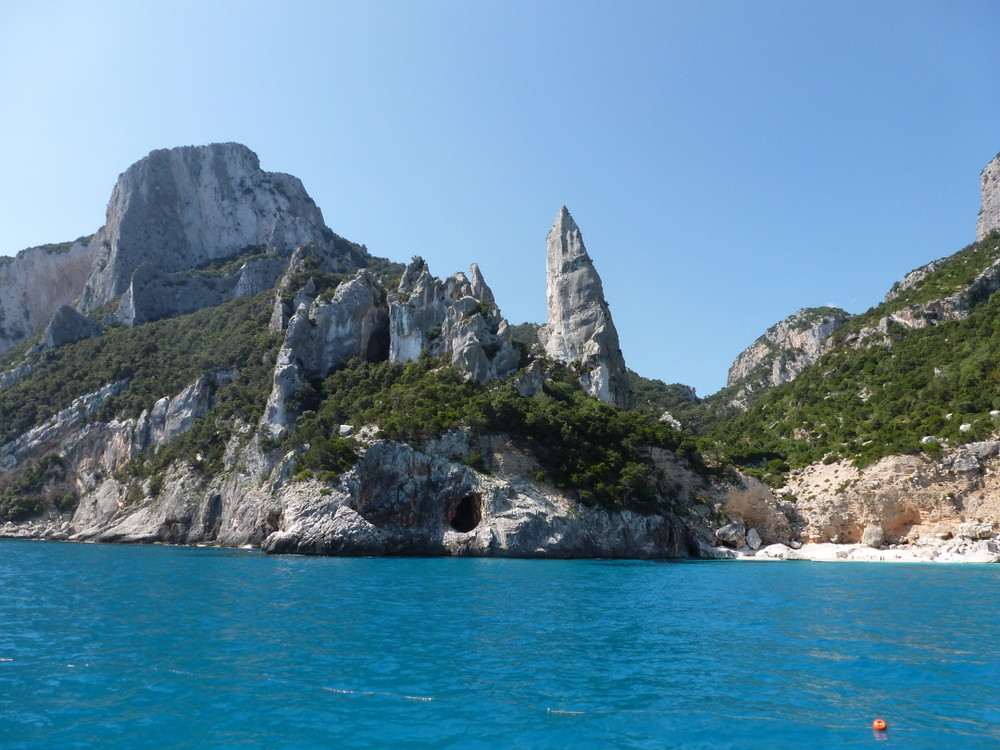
[862,524,885,548]
[715,521,746,548]
[958,522,994,540]
[746,527,762,550]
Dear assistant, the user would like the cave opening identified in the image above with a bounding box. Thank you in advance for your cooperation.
[448,493,482,533]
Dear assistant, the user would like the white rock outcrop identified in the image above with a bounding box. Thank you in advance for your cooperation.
[388,258,519,381]
[726,307,851,407]
[537,207,632,409]
[977,152,1000,241]
[0,239,97,353]
[264,270,389,436]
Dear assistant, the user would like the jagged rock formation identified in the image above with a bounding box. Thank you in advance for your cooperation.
[0,239,97,353]
[137,373,233,453]
[264,270,389,436]
[726,307,851,408]
[978,152,1000,241]
[1,143,731,560]
[537,207,632,409]
[388,257,519,380]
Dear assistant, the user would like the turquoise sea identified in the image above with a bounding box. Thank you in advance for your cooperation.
[1,540,998,748]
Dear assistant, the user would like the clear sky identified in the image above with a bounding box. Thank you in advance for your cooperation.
[2,0,999,396]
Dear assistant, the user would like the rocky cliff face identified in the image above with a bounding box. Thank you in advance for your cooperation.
[726,307,851,408]
[537,207,632,409]
[978,152,1000,241]
[264,270,390,437]
[388,258,519,381]
[76,143,361,319]
[0,239,97,353]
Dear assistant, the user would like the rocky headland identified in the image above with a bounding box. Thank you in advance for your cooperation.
[4,143,1000,564]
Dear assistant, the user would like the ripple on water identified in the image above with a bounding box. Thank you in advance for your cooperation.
[1,542,998,748]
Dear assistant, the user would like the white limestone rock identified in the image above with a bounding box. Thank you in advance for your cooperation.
[77,143,356,313]
[958,522,994,540]
[36,305,103,350]
[862,524,885,548]
[388,258,519,381]
[536,207,632,409]
[715,521,746,548]
[0,238,98,354]
[263,270,389,437]
[977,152,1000,241]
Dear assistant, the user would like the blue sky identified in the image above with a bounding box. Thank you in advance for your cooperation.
[2,0,999,395]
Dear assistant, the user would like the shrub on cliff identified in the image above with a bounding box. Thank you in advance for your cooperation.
[288,356,701,513]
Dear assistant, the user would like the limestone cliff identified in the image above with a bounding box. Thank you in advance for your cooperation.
[76,143,362,319]
[537,207,632,409]
[726,307,851,408]
[0,239,97,353]
[978,152,1000,241]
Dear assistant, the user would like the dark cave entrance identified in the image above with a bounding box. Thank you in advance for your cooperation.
[448,493,482,533]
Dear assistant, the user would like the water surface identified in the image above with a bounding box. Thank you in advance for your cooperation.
[1,540,997,748]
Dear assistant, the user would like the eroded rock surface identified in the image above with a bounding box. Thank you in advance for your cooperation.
[0,239,97,353]
[537,207,632,408]
[77,142,356,314]
[388,258,519,381]
[726,307,851,408]
[264,270,389,436]
[978,152,1000,241]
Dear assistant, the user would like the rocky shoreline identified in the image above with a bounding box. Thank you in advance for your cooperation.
[714,539,1000,564]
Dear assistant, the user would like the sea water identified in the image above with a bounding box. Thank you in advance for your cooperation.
[1,540,998,749]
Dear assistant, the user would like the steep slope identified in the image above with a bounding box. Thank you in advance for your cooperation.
[978,152,1000,241]
[77,142,356,316]
[725,306,852,409]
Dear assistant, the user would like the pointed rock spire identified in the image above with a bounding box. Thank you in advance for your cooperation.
[538,207,632,409]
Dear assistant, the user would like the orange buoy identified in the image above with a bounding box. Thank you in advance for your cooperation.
[872,719,888,732]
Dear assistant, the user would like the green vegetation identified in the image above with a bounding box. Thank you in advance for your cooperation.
[285,252,348,300]
[710,283,1000,470]
[508,322,540,350]
[192,244,271,277]
[285,356,706,512]
[0,455,74,522]
[0,292,281,446]
[834,231,1000,341]
[361,254,406,289]
[36,235,93,255]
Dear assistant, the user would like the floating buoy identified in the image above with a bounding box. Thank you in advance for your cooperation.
[872,718,888,732]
